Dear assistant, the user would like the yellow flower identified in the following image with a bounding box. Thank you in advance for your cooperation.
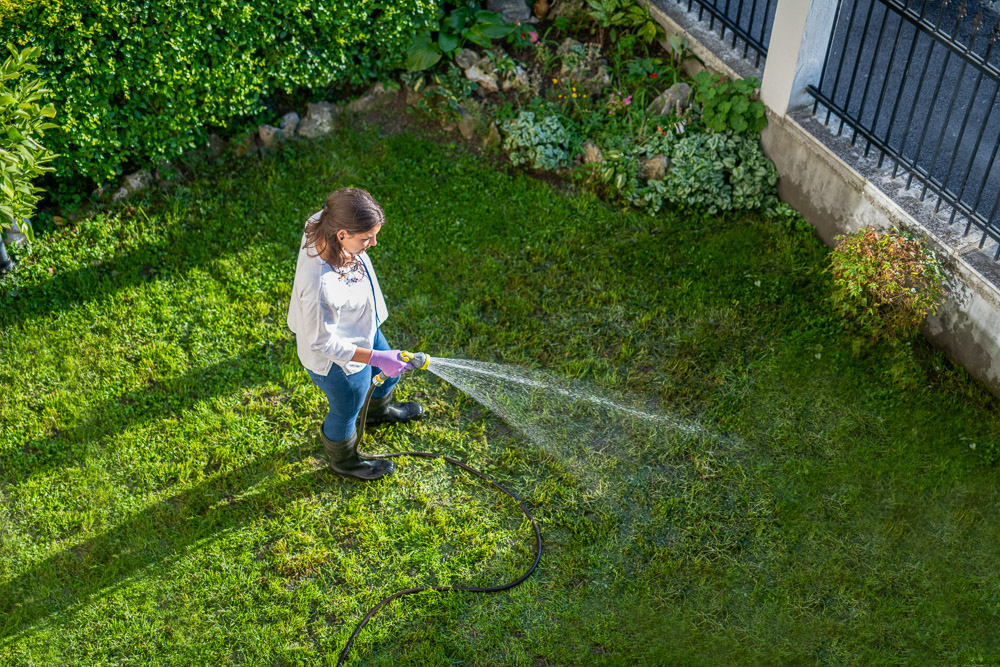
[572,87,577,91]
[552,78,558,83]
[572,93,577,98]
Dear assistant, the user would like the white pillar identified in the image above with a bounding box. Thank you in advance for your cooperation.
[760,0,839,116]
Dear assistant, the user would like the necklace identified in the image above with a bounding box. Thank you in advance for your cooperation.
[333,257,364,285]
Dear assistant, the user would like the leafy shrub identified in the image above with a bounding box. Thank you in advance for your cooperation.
[691,71,766,134]
[829,227,946,341]
[406,1,513,71]
[666,132,778,214]
[501,111,573,171]
[1,43,56,241]
[4,0,439,195]
[585,0,664,44]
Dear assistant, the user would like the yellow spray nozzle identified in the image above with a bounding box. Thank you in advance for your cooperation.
[399,350,430,370]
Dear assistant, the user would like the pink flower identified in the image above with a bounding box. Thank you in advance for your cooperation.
[528,31,539,43]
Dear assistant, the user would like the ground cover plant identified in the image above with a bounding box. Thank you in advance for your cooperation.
[401,6,779,221]
[3,109,1000,664]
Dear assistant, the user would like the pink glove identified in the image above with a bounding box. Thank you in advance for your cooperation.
[368,349,413,377]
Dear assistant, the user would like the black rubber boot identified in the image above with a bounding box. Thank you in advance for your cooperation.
[365,390,424,426]
[321,428,394,481]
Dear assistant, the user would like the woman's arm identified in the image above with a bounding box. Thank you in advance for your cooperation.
[351,347,373,364]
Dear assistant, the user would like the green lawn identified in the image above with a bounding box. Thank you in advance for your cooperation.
[3,113,1000,665]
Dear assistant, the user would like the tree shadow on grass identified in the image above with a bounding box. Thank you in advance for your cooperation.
[0,450,339,645]
[0,343,288,486]
[0,222,245,331]
[0,192,301,332]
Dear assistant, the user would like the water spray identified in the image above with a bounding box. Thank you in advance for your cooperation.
[334,350,710,663]
[337,351,542,666]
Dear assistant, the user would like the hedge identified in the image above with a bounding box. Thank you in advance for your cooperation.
[2,0,439,196]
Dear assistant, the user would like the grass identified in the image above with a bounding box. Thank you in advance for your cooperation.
[3,111,1000,665]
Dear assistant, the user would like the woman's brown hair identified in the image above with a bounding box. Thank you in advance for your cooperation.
[303,188,385,269]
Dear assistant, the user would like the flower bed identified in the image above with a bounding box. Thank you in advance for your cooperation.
[398,0,780,218]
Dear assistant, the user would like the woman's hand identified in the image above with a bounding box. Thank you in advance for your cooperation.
[368,349,413,377]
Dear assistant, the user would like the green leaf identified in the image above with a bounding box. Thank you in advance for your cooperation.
[465,26,492,48]
[438,31,460,53]
[406,32,442,72]
[21,217,34,242]
[477,21,514,38]
[474,10,507,26]
[639,21,656,44]
[474,11,514,38]
[445,10,467,33]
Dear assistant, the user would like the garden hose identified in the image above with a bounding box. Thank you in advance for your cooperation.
[336,352,542,666]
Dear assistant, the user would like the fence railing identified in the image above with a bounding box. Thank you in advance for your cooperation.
[665,0,778,69]
[806,0,1000,258]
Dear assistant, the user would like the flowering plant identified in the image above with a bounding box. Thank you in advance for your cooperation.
[511,28,539,48]
[606,91,632,115]
[656,120,687,136]
[548,77,590,119]
[829,226,947,341]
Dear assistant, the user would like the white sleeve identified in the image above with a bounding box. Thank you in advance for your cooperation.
[299,294,358,363]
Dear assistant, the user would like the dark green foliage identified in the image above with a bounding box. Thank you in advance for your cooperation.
[584,0,664,43]
[412,62,482,120]
[405,1,513,71]
[692,70,767,134]
[3,0,439,193]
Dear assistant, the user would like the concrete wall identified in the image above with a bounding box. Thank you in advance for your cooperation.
[644,0,1000,397]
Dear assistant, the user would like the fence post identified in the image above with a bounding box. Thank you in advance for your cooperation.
[760,0,839,116]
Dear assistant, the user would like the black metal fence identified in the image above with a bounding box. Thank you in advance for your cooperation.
[807,0,1000,257]
[665,0,779,69]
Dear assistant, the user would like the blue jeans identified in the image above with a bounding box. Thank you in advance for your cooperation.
[307,329,400,441]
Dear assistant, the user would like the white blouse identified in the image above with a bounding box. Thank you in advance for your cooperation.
[287,214,389,376]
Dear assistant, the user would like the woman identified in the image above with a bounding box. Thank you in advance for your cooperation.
[287,188,423,481]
